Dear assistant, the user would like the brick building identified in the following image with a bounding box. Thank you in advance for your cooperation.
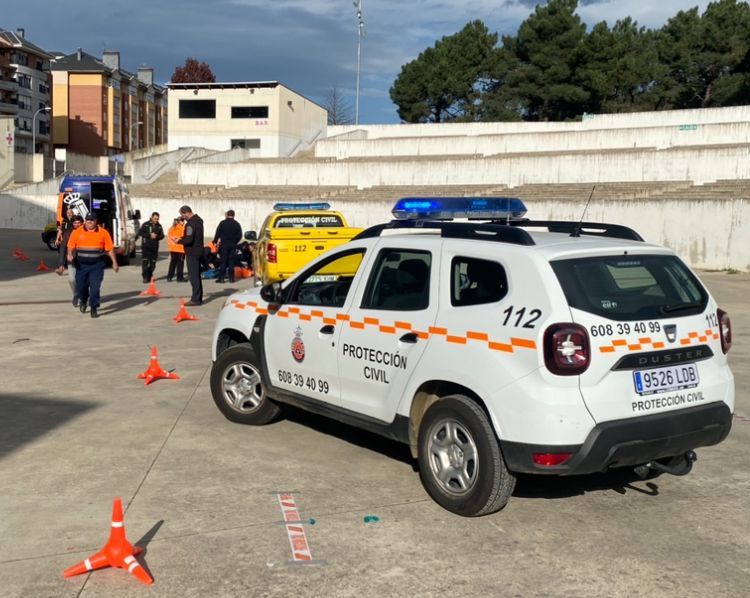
[51,49,166,157]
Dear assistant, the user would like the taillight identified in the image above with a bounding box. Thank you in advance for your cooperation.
[544,323,590,375]
[267,243,277,263]
[718,308,732,354]
[532,452,573,467]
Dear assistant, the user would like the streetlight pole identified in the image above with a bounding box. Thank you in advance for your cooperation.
[32,106,51,154]
[354,0,365,125]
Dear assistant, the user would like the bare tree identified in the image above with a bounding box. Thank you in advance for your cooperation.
[324,87,355,125]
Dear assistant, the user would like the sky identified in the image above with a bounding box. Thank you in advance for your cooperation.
[3,0,712,124]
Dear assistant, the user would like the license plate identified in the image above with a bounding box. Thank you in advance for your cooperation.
[633,363,699,396]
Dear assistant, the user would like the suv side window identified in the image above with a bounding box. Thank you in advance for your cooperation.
[451,257,508,306]
[287,249,366,308]
[361,249,431,311]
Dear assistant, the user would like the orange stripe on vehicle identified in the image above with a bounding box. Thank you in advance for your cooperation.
[288,307,300,314]
[311,310,324,318]
[639,337,651,344]
[364,317,380,326]
[416,331,429,340]
[429,326,448,335]
[688,331,698,338]
[336,313,350,321]
[628,344,642,351]
[698,335,707,342]
[612,339,627,346]
[256,308,268,315]
[652,342,665,349]
[323,317,336,325]
[705,329,713,335]
[350,321,365,329]
[488,341,513,352]
[446,335,467,344]
[299,313,311,321]
[379,325,396,334]
[510,337,536,349]
[680,338,691,345]
[712,333,720,339]
[276,311,289,318]
[599,346,615,353]
[467,331,489,341]
[235,304,246,309]
[394,321,411,330]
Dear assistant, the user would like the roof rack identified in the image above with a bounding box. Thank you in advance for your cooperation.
[354,219,536,246]
[505,220,644,242]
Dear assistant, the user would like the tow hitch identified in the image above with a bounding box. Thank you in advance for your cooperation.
[634,450,697,479]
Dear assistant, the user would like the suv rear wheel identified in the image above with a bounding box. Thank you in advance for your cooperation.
[210,344,281,425]
[417,395,516,516]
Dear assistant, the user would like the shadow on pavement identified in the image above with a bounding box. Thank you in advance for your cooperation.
[514,469,660,500]
[282,405,417,470]
[0,393,97,460]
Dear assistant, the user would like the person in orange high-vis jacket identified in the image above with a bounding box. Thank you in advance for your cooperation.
[67,212,119,318]
[166,217,186,282]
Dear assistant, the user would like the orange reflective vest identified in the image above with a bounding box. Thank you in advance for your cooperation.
[68,226,114,262]
[168,223,185,253]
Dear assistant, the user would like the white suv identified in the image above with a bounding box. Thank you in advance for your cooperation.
[210,198,734,516]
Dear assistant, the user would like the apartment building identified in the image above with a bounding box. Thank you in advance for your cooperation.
[167,82,326,157]
[51,49,166,157]
[0,28,53,156]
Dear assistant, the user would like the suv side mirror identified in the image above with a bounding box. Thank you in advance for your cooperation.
[130,209,141,221]
[244,230,257,241]
[260,281,284,305]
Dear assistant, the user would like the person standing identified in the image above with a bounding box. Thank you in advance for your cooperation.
[166,217,186,282]
[67,212,119,318]
[57,214,84,306]
[213,209,243,283]
[138,212,165,283]
[173,205,204,305]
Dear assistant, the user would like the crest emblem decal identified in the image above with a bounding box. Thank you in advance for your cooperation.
[664,324,677,343]
[291,327,305,363]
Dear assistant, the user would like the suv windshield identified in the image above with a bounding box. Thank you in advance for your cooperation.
[551,254,707,321]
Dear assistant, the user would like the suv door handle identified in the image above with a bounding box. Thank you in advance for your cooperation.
[399,333,418,343]
[320,325,335,335]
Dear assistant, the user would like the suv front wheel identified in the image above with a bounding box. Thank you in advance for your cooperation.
[210,343,281,425]
[417,395,516,516]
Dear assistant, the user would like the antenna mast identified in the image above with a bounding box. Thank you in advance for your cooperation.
[571,185,596,237]
[354,0,365,125]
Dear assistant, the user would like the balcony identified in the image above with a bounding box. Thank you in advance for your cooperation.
[0,100,19,114]
[0,79,18,92]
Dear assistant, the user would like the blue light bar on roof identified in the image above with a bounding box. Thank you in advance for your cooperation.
[392,197,528,221]
[273,202,331,211]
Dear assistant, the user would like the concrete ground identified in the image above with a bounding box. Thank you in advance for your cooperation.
[0,228,747,598]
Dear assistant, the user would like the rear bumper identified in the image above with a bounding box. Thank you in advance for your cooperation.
[501,402,732,475]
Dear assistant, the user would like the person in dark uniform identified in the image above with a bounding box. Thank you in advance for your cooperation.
[212,209,243,283]
[57,213,84,306]
[173,205,204,305]
[138,212,165,283]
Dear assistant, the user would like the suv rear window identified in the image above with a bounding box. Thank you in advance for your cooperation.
[551,255,707,320]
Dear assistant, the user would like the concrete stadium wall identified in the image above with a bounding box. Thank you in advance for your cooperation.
[2,191,746,270]
[316,122,750,159]
[327,105,750,139]
[132,147,217,183]
[180,144,750,188]
[122,144,169,178]
[118,196,748,272]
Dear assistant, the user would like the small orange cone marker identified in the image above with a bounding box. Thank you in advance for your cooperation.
[62,497,153,585]
[139,277,161,297]
[137,346,179,385]
[13,248,30,261]
[173,299,198,323]
[35,258,51,271]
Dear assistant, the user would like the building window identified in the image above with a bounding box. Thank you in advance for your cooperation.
[231,139,261,149]
[231,106,269,119]
[179,99,216,119]
[15,74,31,89]
[38,83,49,94]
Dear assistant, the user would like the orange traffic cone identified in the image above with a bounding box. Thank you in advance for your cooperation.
[62,497,153,585]
[173,299,198,323]
[139,277,161,297]
[36,258,51,271]
[137,346,179,385]
[13,248,29,261]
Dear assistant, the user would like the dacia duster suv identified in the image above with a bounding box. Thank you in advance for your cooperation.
[210,198,734,517]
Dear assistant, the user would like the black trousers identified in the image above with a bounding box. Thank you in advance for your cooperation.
[167,252,185,280]
[185,254,203,303]
[141,246,158,281]
[218,244,235,281]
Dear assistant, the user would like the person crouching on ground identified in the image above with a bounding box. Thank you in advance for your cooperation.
[138,211,165,283]
[213,209,243,283]
[166,216,186,282]
[67,212,119,318]
[57,214,84,306]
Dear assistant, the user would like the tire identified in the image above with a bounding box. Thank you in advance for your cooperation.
[417,395,516,517]
[44,233,57,251]
[210,343,281,425]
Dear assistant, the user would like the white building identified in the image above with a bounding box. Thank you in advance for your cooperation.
[166,81,327,157]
